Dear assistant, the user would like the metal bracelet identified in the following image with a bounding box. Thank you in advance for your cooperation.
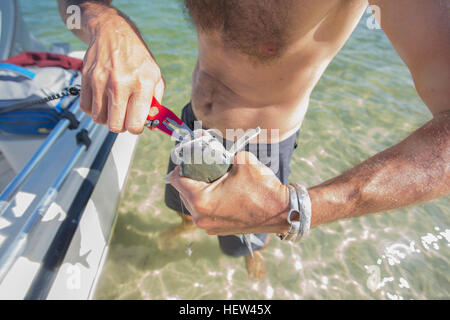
[291,183,312,241]
[277,185,301,241]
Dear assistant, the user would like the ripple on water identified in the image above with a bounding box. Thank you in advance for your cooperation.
[19,0,449,300]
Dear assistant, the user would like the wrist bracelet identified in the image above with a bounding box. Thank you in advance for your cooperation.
[277,184,301,241]
[291,183,312,241]
[278,183,312,242]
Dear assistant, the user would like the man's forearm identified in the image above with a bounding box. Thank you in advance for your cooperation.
[307,110,450,228]
[57,1,115,43]
[57,0,146,48]
[56,0,164,135]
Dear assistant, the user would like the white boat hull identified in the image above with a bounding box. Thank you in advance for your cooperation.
[0,107,139,299]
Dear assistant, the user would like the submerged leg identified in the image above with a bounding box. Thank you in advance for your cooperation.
[245,251,266,280]
[159,211,196,248]
[245,234,271,280]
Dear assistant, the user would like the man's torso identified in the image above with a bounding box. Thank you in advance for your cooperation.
[185,0,368,142]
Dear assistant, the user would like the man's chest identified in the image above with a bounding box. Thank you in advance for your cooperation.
[185,0,352,59]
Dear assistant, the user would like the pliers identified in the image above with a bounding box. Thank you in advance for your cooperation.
[145,97,195,142]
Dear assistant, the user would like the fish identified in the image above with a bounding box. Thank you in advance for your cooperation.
[171,128,263,257]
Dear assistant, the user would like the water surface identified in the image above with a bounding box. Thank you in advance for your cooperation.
[21,0,449,300]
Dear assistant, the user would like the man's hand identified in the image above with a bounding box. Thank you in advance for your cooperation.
[58,1,164,134]
[168,152,290,235]
[82,14,164,133]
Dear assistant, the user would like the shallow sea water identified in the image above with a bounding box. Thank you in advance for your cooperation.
[21,0,449,299]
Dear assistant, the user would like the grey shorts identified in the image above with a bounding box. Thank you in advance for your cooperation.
[164,103,299,257]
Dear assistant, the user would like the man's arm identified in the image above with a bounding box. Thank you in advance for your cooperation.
[368,0,450,115]
[168,1,449,235]
[57,0,165,134]
[308,111,449,228]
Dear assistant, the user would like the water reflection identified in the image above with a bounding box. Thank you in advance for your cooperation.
[18,0,449,300]
[365,227,449,299]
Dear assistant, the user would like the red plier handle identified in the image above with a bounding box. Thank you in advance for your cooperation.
[145,97,194,142]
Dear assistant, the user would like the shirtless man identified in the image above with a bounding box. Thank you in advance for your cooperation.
[58,1,449,279]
